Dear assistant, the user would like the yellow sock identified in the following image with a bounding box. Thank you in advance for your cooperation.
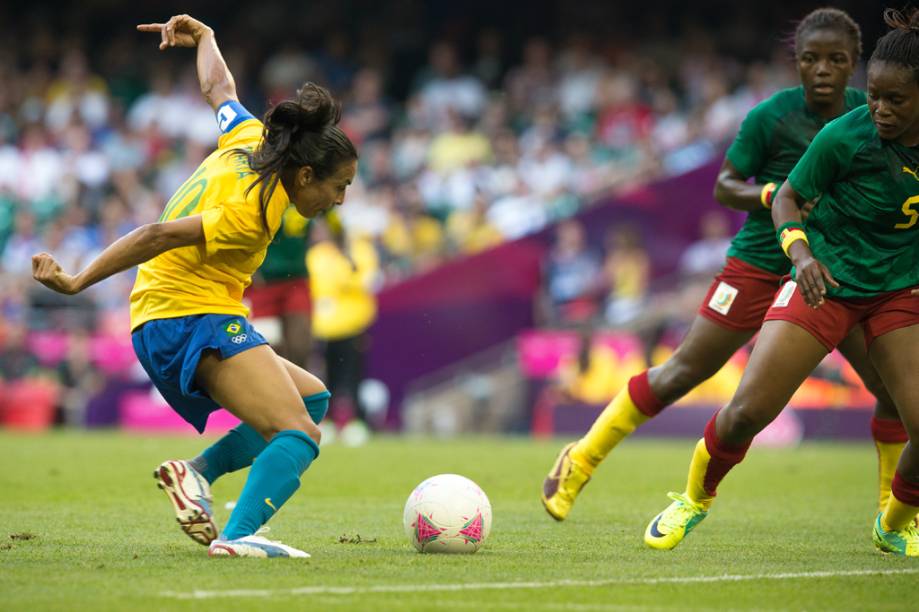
[569,387,649,473]
[875,440,905,512]
[881,495,919,532]
[685,438,715,510]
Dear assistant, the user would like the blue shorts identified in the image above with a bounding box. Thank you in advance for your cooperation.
[131,314,268,433]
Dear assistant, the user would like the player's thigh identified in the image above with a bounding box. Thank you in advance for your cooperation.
[669,315,756,371]
[718,320,829,437]
[195,344,317,441]
[278,355,327,398]
[836,325,896,410]
[869,324,919,438]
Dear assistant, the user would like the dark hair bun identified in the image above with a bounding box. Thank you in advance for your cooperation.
[264,83,341,136]
[884,8,919,33]
[295,82,341,130]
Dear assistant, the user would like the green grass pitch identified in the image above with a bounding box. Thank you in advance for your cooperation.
[1,431,916,611]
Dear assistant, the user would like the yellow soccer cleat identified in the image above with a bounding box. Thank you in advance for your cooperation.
[873,513,919,557]
[644,492,708,550]
[541,442,591,521]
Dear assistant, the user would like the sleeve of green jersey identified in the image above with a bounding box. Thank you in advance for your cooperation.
[725,102,772,178]
[786,112,859,202]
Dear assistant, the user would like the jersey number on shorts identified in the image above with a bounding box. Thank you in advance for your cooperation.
[159,166,209,222]
[895,195,919,230]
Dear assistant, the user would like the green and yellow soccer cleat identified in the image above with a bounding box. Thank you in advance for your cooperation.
[541,442,591,521]
[644,492,708,550]
[873,513,919,557]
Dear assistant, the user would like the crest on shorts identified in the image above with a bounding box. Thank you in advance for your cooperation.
[772,281,796,308]
[708,282,739,315]
[225,321,242,335]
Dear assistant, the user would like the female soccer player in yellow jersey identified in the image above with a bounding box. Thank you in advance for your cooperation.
[542,7,907,528]
[31,14,358,558]
[644,8,919,556]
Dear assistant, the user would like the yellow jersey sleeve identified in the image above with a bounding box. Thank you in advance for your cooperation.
[217,118,263,150]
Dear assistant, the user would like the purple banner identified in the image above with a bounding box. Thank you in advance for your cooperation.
[370,160,738,423]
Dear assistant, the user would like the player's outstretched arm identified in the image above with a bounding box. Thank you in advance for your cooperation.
[712,159,771,212]
[772,182,838,307]
[137,14,238,111]
[32,216,205,295]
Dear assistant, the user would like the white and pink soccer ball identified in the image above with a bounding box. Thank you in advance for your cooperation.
[403,474,492,554]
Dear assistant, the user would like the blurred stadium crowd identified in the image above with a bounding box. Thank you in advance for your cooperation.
[0,1,879,426]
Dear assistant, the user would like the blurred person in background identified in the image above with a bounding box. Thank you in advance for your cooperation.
[0,320,58,429]
[555,324,625,407]
[542,8,904,527]
[306,216,380,444]
[538,218,602,326]
[678,210,733,280]
[54,329,103,426]
[341,68,392,146]
[445,192,503,255]
[602,224,650,328]
[246,205,314,370]
[413,42,487,131]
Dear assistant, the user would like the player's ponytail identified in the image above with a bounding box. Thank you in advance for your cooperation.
[870,8,919,81]
[236,82,357,233]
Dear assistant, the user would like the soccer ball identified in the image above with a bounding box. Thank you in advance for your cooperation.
[403,474,492,553]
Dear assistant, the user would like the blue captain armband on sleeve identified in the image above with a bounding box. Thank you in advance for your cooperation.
[215,100,255,133]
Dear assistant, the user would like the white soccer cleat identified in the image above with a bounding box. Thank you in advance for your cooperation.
[153,460,218,546]
[208,535,311,558]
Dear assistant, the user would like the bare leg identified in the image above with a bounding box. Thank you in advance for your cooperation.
[195,345,325,541]
[837,326,899,420]
[716,321,829,444]
[196,345,320,443]
[648,316,756,405]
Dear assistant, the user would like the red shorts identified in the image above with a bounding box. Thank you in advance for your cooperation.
[698,257,784,332]
[763,281,919,350]
[246,278,311,318]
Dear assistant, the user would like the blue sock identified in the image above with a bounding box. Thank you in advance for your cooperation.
[221,429,319,540]
[190,392,330,484]
[304,390,331,424]
[191,424,267,485]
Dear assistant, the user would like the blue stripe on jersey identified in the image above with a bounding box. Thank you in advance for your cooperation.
[215,100,255,134]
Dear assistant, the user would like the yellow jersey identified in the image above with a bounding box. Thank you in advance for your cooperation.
[130,115,290,330]
[307,237,378,340]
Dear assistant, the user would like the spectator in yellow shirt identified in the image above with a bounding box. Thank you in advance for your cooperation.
[307,219,379,431]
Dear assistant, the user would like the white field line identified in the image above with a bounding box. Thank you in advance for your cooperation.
[160,567,919,600]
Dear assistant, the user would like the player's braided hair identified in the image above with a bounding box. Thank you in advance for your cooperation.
[235,82,357,233]
[794,7,862,59]
[871,8,919,81]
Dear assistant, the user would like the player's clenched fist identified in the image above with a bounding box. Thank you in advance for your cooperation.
[32,252,79,295]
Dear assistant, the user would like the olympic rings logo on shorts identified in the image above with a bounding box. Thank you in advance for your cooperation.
[230,334,248,344]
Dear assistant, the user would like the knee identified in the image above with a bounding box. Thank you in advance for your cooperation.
[719,403,769,441]
[289,416,322,446]
[259,413,322,446]
[656,357,709,397]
